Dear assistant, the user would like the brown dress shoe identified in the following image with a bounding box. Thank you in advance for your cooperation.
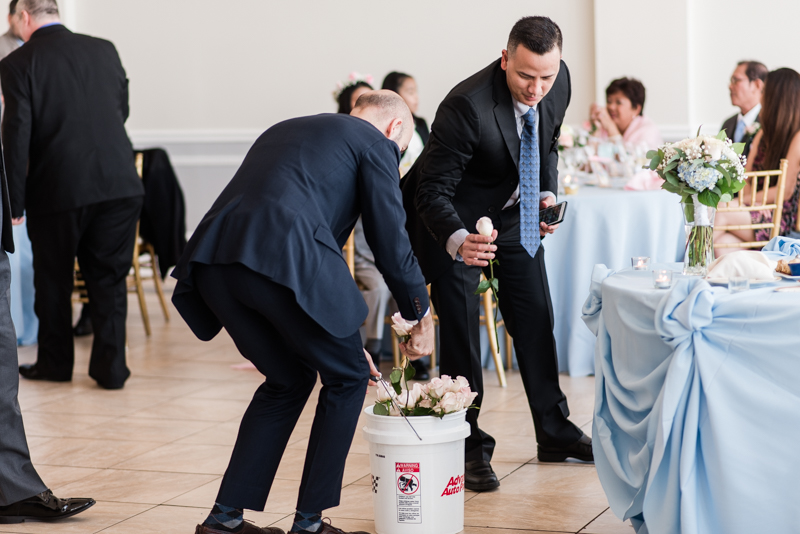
[196,522,285,534]
[289,518,369,534]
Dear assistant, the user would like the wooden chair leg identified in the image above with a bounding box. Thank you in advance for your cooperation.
[482,290,507,388]
[506,329,513,370]
[148,247,170,321]
[430,326,437,373]
[392,335,401,368]
[133,259,151,337]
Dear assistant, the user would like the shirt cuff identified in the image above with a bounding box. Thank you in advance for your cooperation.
[446,228,470,261]
[541,191,556,203]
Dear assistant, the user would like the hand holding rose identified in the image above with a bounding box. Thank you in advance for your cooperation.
[458,217,497,267]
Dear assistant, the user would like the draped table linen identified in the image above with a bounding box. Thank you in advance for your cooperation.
[582,266,800,534]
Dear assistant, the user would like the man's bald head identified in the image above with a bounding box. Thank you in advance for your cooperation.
[350,89,413,152]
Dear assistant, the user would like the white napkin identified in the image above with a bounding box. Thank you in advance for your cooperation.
[706,251,778,280]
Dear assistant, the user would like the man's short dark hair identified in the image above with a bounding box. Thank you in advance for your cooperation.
[507,16,562,56]
[737,60,768,83]
[606,77,647,113]
[9,0,17,15]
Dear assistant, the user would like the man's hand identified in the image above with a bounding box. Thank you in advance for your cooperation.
[540,196,559,237]
[400,313,435,360]
[11,217,24,226]
[457,229,498,267]
[364,349,381,392]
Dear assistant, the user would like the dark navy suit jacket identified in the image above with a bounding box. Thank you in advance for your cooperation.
[172,113,429,340]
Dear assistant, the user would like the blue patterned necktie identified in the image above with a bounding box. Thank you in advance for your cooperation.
[520,107,540,257]
[734,118,746,143]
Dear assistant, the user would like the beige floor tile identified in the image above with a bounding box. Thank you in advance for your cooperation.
[174,420,243,446]
[580,507,636,534]
[112,376,215,398]
[184,381,262,401]
[81,416,217,443]
[0,501,152,534]
[465,463,609,532]
[54,469,219,505]
[20,412,115,439]
[112,443,233,475]
[320,484,374,520]
[29,437,164,469]
[35,465,103,492]
[127,396,249,422]
[98,504,286,534]
[29,390,167,417]
[163,478,222,509]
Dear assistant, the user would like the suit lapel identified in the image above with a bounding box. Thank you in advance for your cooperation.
[493,65,520,169]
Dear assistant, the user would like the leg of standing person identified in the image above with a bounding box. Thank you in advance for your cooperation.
[22,211,83,382]
[354,260,391,365]
[193,263,370,534]
[430,261,498,490]
[77,196,142,389]
[490,205,588,457]
[0,250,47,504]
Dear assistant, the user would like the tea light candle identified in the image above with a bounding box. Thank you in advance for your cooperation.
[653,269,673,289]
[631,257,650,270]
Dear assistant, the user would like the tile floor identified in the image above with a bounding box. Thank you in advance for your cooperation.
[7,281,634,534]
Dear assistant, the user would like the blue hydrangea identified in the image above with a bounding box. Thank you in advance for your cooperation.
[677,161,722,192]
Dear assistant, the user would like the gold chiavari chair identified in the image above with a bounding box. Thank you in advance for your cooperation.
[716,158,789,250]
[126,151,171,336]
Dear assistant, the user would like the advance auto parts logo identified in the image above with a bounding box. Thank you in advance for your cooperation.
[440,475,464,496]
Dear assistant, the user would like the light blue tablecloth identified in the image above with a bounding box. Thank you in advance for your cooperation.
[544,188,685,376]
[9,220,38,345]
[583,266,800,534]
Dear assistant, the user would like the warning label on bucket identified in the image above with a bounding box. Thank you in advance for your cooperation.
[395,462,421,523]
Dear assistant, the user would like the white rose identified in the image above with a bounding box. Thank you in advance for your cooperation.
[418,397,432,409]
[455,376,470,391]
[391,312,417,337]
[457,390,478,408]
[476,217,493,237]
[428,376,454,399]
[704,138,724,161]
[434,392,462,414]
[400,383,425,408]
[376,385,395,403]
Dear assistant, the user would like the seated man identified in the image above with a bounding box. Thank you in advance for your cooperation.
[722,61,767,157]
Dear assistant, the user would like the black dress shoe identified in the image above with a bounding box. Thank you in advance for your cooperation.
[0,489,95,524]
[197,521,285,534]
[410,359,429,381]
[537,434,594,463]
[18,364,71,383]
[464,459,500,491]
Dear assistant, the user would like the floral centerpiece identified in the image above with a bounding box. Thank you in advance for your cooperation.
[646,130,747,275]
[373,361,478,418]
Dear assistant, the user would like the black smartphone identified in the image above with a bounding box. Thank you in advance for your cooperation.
[539,201,568,226]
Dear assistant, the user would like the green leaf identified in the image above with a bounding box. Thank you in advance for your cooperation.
[661,181,681,194]
[697,189,720,208]
[412,407,435,417]
[664,171,681,186]
[720,193,732,203]
[373,402,389,416]
[389,368,402,384]
[392,381,402,396]
[649,157,660,170]
[646,149,658,159]
[664,160,679,172]
[731,142,745,155]
[716,130,728,140]
[712,186,722,196]
[473,279,491,295]
[490,278,499,293]
[404,364,416,382]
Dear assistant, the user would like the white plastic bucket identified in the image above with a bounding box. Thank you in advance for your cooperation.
[362,405,471,534]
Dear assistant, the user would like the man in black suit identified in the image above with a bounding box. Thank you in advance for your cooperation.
[402,16,591,491]
[0,92,95,523]
[721,61,767,158]
[172,91,434,534]
[0,0,144,389]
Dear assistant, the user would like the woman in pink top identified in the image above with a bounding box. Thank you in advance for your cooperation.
[589,77,663,150]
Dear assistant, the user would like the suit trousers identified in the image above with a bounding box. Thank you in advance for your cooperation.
[430,203,582,463]
[0,250,47,505]
[26,196,143,388]
[194,263,370,512]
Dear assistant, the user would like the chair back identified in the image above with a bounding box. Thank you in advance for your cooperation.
[716,158,789,249]
[343,231,356,278]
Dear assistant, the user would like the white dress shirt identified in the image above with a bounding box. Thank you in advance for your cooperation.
[444,99,556,260]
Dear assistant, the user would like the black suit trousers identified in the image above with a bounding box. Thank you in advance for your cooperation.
[430,204,582,462]
[26,196,142,387]
[193,263,370,513]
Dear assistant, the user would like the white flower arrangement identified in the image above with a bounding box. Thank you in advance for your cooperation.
[647,130,747,207]
[374,371,479,418]
[745,121,761,138]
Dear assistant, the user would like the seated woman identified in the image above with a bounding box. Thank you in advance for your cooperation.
[335,72,373,114]
[381,71,429,177]
[589,77,663,150]
[715,68,800,255]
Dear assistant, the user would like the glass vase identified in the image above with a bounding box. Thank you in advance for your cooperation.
[681,195,716,276]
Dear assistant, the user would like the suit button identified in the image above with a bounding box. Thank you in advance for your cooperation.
[488,206,495,213]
